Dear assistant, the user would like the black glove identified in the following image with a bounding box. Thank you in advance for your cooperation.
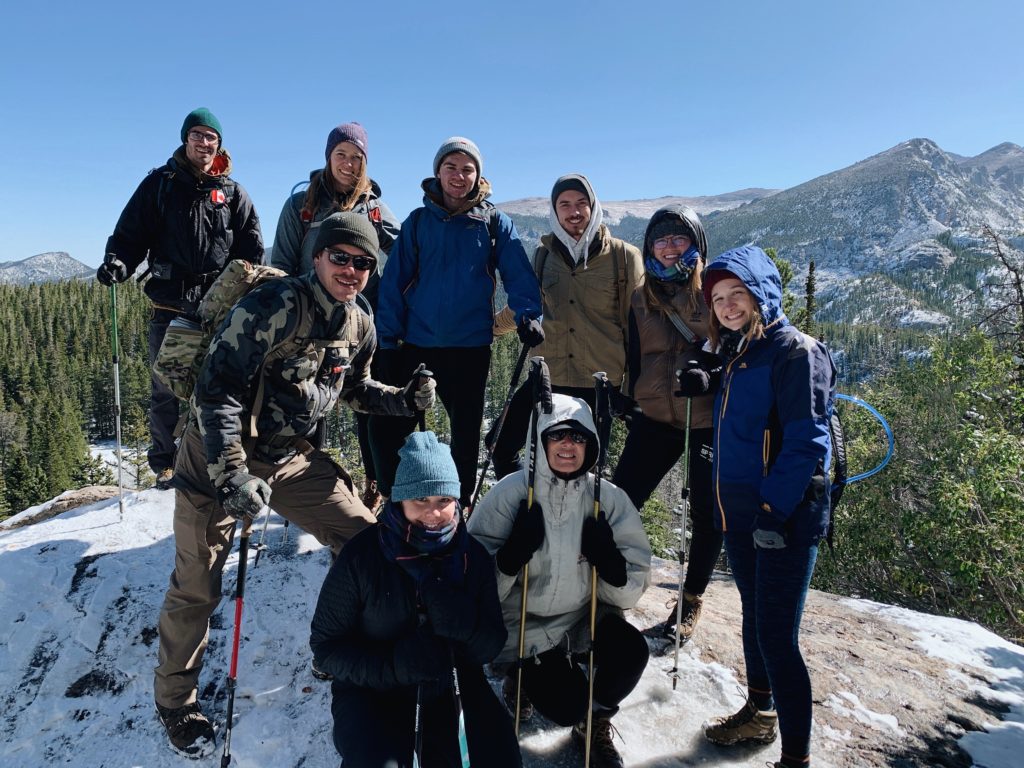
[608,389,642,423]
[516,317,545,348]
[420,578,476,642]
[393,626,449,685]
[217,472,271,520]
[675,350,723,397]
[496,500,545,576]
[96,257,129,287]
[581,511,628,587]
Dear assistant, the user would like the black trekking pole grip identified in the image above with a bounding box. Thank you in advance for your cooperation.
[413,363,432,433]
[468,343,531,515]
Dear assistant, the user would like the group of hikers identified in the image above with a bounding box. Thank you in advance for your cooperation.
[96,108,838,768]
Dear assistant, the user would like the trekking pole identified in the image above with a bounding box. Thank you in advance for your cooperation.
[252,506,273,567]
[412,683,424,768]
[450,647,470,768]
[412,363,433,433]
[221,517,254,767]
[584,372,611,768]
[514,356,551,737]
[669,397,692,691]
[108,285,125,521]
[468,343,530,516]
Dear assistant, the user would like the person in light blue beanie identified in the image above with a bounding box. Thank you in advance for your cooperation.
[391,430,461,503]
[310,429,522,766]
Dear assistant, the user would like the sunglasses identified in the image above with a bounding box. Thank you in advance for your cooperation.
[324,249,377,271]
[543,428,587,444]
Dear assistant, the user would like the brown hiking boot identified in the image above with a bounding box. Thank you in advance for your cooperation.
[704,698,778,745]
[155,467,175,490]
[571,712,623,768]
[156,702,215,758]
[501,675,534,722]
[360,478,382,512]
[663,592,704,643]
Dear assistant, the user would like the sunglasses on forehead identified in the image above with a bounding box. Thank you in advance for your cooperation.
[324,249,377,271]
[543,428,588,444]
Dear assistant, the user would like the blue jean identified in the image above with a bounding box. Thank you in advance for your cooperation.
[724,532,818,764]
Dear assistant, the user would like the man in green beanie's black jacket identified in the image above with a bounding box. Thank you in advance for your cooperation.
[97,107,264,489]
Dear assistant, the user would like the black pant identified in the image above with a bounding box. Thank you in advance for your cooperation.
[368,344,491,505]
[332,664,521,767]
[517,613,649,726]
[147,307,182,473]
[612,417,722,596]
[487,383,600,479]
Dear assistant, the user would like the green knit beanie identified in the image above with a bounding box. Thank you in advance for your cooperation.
[391,431,461,502]
[180,107,223,144]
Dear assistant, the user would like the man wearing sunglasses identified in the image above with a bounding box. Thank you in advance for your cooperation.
[152,212,434,759]
[96,107,264,491]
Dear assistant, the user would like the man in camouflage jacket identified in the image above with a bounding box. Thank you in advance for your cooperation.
[152,212,436,759]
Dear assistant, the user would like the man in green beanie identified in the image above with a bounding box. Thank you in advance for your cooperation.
[153,211,436,759]
[97,107,264,490]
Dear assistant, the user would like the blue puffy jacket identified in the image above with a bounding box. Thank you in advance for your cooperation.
[706,246,837,545]
[375,180,541,349]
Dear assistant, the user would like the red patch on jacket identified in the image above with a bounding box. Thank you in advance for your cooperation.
[210,189,226,205]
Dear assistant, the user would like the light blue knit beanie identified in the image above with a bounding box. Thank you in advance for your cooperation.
[391,431,461,502]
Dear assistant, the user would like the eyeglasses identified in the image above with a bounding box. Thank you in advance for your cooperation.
[187,130,219,145]
[653,235,692,251]
[324,249,377,271]
[543,428,588,444]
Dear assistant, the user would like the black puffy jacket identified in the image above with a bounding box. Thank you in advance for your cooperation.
[309,521,506,693]
[104,147,263,313]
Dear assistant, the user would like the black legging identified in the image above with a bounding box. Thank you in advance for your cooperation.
[612,417,722,596]
[516,613,649,726]
[368,344,491,505]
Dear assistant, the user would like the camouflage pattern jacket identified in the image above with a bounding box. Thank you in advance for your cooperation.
[196,271,412,488]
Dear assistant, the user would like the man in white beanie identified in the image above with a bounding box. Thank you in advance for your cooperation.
[372,136,544,506]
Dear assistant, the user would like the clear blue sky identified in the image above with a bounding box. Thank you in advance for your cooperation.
[1,0,1020,267]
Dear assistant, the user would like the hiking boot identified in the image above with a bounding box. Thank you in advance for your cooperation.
[571,713,624,768]
[501,675,533,721]
[663,592,704,643]
[311,659,333,681]
[703,698,778,746]
[155,467,175,490]
[156,702,215,758]
[360,478,382,512]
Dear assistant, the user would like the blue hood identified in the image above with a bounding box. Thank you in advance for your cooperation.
[703,245,785,327]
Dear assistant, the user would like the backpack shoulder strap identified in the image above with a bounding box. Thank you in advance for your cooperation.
[534,244,550,281]
[609,238,630,332]
[248,280,317,438]
[486,207,502,275]
[403,207,425,294]
[825,408,848,553]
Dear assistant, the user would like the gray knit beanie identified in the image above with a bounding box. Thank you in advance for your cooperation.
[391,431,461,502]
[312,211,380,257]
[325,122,369,163]
[433,136,483,176]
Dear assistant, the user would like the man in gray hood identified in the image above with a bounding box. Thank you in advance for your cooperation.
[489,174,643,477]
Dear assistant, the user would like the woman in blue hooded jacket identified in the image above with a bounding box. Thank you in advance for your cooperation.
[698,246,836,768]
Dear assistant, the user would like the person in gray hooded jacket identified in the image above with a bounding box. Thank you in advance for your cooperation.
[468,394,651,768]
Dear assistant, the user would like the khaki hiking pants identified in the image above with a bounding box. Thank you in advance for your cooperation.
[153,423,375,708]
